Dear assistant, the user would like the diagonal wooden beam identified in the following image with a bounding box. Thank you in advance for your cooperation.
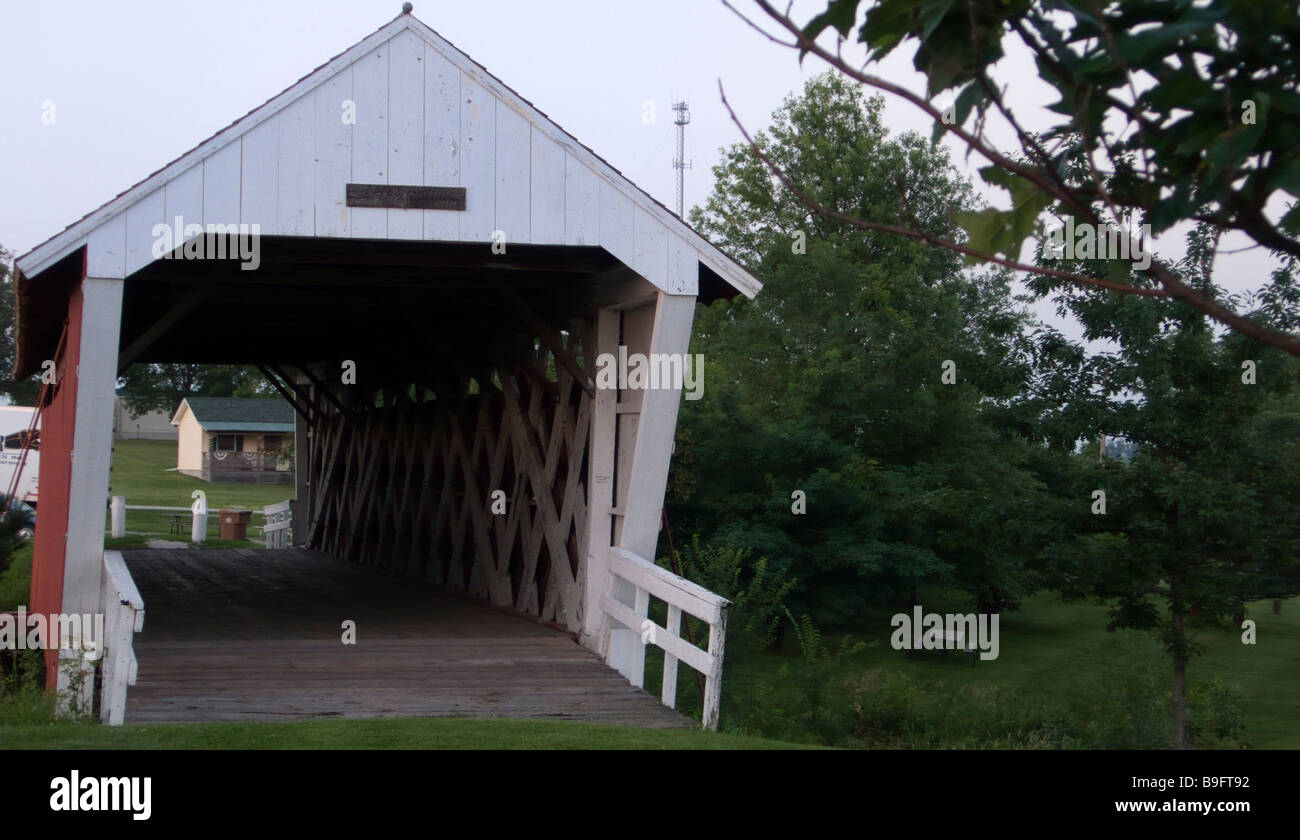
[117,286,213,375]
[504,291,595,398]
[256,364,312,421]
[296,362,352,417]
[267,364,326,420]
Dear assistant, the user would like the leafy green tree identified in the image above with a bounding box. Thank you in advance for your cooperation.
[118,364,274,418]
[727,0,1300,355]
[673,73,1064,622]
[1035,223,1300,748]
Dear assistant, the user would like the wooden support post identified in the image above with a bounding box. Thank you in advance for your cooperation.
[618,292,696,561]
[605,291,696,687]
[582,307,620,652]
[59,276,124,710]
[293,377,312,547]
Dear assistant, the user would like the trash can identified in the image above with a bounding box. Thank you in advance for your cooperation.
[218,509,253,541]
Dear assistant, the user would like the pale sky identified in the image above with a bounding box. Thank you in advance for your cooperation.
[0,0,1284,343]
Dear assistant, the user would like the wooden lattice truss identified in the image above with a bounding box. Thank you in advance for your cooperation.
[271,316,596,634]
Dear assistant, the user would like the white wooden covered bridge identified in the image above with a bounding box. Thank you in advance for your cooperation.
[12,10,761,728]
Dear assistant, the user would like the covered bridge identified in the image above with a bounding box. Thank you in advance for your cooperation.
[12,10,761,727]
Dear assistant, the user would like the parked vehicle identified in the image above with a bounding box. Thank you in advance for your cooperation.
[0,494,36,539]
[0,406,40,506]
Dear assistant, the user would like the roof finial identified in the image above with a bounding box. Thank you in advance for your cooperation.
[401,2,413,13]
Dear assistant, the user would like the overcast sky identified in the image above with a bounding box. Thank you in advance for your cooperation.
[0,0,1284,342]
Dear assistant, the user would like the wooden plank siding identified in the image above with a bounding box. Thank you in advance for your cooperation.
[16,17,756,300]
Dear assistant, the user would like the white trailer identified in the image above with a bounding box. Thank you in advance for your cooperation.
[0,405,41,505]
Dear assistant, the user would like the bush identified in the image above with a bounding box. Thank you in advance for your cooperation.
[724,611,870,745]
[0,649,54,726]
[660,535,797,653]
[0,542,33,612]
[1041,633,1249,749]
[1189,676,1248,747]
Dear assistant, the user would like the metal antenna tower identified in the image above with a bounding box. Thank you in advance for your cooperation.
[672,101,692,218]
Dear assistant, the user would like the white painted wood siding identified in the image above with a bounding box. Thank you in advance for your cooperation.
[18,20,752,299]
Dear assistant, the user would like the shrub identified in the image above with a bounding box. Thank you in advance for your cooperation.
[661,535,797,653]
[0,543,33,612]
[0,649,54,726]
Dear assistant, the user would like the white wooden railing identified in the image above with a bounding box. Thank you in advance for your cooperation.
[111,495,207,542]
[261,499,292,548]
[601,546,729,730]
[99,550,145,725]
[110,495,293,547]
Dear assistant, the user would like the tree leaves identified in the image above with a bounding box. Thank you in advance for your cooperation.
[956,166,1055,259]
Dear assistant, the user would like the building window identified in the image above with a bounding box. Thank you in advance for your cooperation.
[212,434,243,452]
[262,435,282,452]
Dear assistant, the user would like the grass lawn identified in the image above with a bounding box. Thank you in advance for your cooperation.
[109,439,293,510]
[0,717,814,750]
[701,589,1300,749]
[104,439,294,542]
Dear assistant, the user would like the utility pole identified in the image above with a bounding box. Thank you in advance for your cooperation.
[672,101,691,218]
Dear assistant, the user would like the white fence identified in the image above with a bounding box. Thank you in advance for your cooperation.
[99,550,144,725]
[109,495,292,547]
[601,546,729,730]
[262,499,292,548]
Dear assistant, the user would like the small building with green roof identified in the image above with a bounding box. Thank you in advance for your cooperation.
[170,397,294,483]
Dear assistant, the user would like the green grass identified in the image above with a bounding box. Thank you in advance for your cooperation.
[105,439,293,542]
[103,535,264,551]
[705,589,1300,749]
[109,439,293,510]
[0,716,815,750]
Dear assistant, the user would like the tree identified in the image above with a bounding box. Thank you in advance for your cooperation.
[117,364,274,417]
[1035,223,1300,748]
[0,246,42,406]
[722,0,1300,355]
[672,73,1064,623]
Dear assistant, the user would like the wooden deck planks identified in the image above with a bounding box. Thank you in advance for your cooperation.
[120,550,692,728]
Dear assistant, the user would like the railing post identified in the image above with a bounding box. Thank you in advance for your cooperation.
[661,604,681,708]
[110,496,126,538]
[628,585,649,689]
[702,602,727,731]
[99,551,144,726]
[190,490,207,544]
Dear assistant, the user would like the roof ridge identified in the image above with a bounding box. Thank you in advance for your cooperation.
[16,13,410,266]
